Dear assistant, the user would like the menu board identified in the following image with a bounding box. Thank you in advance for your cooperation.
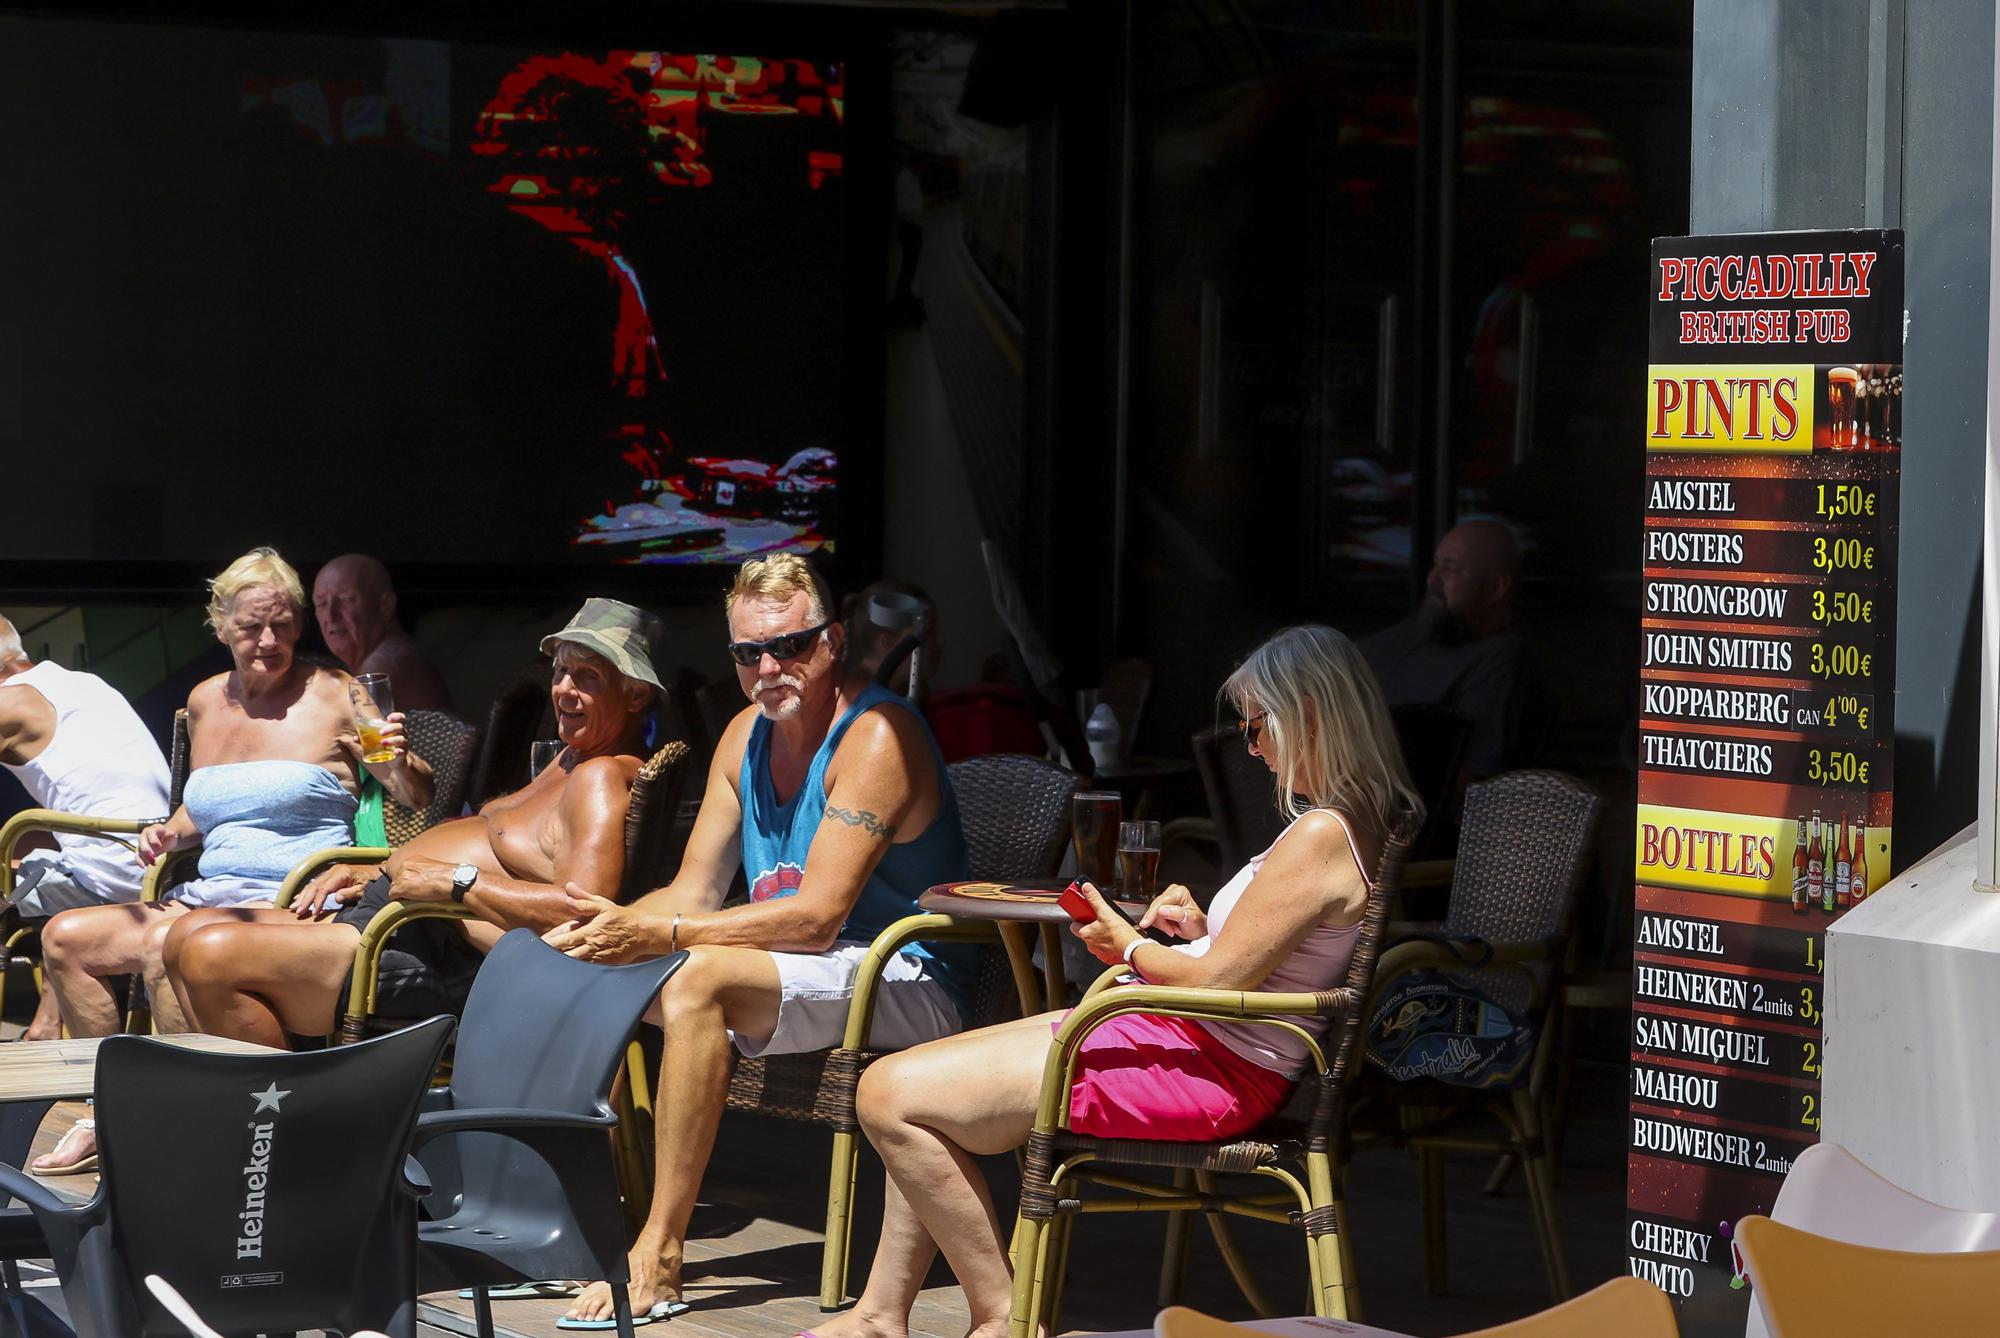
[1628,229,1902,1333]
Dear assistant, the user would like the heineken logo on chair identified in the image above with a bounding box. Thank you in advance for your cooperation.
[231,1082,288,1266]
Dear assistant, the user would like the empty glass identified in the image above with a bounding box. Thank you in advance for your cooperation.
[529,739,564,780]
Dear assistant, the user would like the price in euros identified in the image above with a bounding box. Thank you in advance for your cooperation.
[1807,749,1871,785]
[1813,537,1876,572]
[1810,642,1873,679]
[1811,590,1874,625]
[1821,695,1872,731]
[1815,483,1877,519]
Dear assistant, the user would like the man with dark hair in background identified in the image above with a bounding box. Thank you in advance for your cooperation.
[311,554,452,711]
[1360,518,1555,780]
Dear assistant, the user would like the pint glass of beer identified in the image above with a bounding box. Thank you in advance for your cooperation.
[1071,790,1123,890]
[350,673,396,765]
[1118,820,1162,902]
[1825,367,1861,449]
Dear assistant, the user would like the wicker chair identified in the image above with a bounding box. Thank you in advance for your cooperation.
[1348,769,1601,1304]
[465,662,558,810]
[716,752,1079,1310]
[1006,809,1420,1336]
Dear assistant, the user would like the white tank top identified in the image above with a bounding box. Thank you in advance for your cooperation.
[2,663,172,900]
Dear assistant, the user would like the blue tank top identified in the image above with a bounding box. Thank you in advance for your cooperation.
[739,684,976,1005]
[184,760,358,884]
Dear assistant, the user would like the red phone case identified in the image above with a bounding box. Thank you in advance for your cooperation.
[1058,881,1097,923]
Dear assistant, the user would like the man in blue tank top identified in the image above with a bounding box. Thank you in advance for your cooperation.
[550,555,976,1329]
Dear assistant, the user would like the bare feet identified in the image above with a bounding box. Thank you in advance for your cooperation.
[563,1252,682,1328]
[804,1308,910,1338]
[30,1119,97,1176]
[23,987,63,1041]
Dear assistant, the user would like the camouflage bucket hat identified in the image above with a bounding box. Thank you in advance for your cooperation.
[540,598,665,691]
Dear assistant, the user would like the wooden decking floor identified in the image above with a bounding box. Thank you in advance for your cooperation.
[24,1064,1629,1338]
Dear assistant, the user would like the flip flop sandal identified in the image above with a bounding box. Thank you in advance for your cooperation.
[556,1298,691,1329]
[29,1119,97,1177]
[458,1281,584,1301]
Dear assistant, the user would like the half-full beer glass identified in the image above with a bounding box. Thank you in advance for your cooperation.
[350,673,395,765]
[1118,820,1161,902]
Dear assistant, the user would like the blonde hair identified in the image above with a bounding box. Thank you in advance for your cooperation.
[725,553,832,626]
[1221,624,1422,832]
[205,547,305,631]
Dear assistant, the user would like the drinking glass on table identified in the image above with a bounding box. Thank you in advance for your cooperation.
[529,739,564,781]
[1118,819,1161,901]
[1071,790,1123,890]
[349,673,396,765]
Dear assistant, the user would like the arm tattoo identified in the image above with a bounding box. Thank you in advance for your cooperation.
[825,804,897,841]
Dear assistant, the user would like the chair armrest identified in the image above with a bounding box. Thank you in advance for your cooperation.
[1079,963,1126,1002]
[343,900,479,1033]
[1370,935,1562,1012]
[0,1162,104,1224]
[1030,982,1360,1130]
[415,1106,618,1140]
[842,913,1002,1050]
[140,846,201,905]
[0,809,158,898]
[273,847,393,909]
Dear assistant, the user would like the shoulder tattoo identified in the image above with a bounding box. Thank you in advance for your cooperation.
[825,804,897,841]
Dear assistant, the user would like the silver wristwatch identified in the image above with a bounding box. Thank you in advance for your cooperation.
[450,863,479,903]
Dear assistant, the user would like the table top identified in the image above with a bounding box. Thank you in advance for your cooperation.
[920,879,1149,924]
[1099,1317,1416,1338]
[0,1034,280,1103]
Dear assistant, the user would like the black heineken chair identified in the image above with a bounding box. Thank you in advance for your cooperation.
[415,929,689,1338]
[0,1017,454,1337]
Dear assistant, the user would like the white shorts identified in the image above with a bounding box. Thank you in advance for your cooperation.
[735,940,963,1058]
[9,855,122,919]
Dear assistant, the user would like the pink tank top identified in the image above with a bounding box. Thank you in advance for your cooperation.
[1170,808,1375,1076]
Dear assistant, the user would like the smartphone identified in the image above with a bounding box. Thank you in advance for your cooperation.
[1057,880,1097,924]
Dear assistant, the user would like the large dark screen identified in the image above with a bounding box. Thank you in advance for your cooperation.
[0,17,858,580]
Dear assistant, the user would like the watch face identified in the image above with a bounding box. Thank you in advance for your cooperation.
[453,863,479,888]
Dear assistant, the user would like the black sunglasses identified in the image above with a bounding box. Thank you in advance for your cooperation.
[726,620,832,668]
[1236,711,1270,745]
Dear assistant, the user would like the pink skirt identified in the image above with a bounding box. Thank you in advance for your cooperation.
[1058,1011,1298,1142]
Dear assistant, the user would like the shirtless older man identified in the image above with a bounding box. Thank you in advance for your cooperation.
[156,597,663,1051]
[312,553,452,711]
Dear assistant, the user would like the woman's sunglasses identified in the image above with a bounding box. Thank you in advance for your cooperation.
[1236,711,1270,746]
[726,620,832,668]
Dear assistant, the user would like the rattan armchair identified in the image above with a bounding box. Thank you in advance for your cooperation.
[709,752,1080,1310]
[1346,769,1601,1305]
[1005,810,1419,1337]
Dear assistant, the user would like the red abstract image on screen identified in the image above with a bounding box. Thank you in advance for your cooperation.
[470,52,845,563]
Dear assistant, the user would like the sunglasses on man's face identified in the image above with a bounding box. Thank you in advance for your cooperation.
[1236,711,1270,746]
[726,620,832,668]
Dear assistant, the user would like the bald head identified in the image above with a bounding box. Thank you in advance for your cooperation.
[313,554,400,670]
[1428,520,1519,637]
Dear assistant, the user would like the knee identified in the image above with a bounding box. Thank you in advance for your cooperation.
[857,1053,914,1137]
[140,917,179,970]
[40,907,98,965]
[174,924,245,991]
[658,945,725,1028]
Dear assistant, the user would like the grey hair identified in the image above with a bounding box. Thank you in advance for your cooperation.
[1220,624,1422,831]
[0,616,22,664]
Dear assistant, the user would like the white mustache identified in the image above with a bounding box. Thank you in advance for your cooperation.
[755,674,803,695]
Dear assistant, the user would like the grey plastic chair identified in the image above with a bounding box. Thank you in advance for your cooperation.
[414,929,688,1338]
[0,1018,455,1337]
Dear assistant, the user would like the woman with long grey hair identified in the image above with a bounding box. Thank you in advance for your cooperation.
[815,624,1420,1338]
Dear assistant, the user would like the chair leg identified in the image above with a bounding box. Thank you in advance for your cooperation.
[1007,1212,1047,1338]
[613,1281,637,1338]
[1510,1088,1572,1301]
[611,1071,652,1239]
[1334,1198,1362,1323]
[1304,1151,1353,1322]
[1156,1170,1196,1307]
[1483,1152,1518,1196]
[472,1286,494,1338]
[1041,1211,1075,1334]
[820,1128,860,1310]
[1417,1146,1448,1295]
